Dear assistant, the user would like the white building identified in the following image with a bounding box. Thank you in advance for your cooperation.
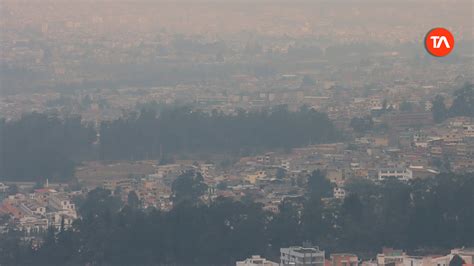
[376,248,406,266]
[199,163,215,178]
[20,201,46,216]
[333,187,346,199]
[378,168,413,181]
[281,160,291,171]
[18,216,48,234]
[369,97,383,110]
[0,183,9,193]
[46,212,76,230]
[47,194,77,228]
[280,245,325,266]
[402,256,424,266]
[48,194,76,213]
[236,255,278,266]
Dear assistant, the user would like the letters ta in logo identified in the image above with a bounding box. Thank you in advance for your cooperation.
[425,27,454,57]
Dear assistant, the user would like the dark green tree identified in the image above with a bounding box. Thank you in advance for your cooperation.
[78,188,121,218]
[432,95,448,123]
[449,255,466,266]
[127,191,140,208]
[0,113,95,182]
[276,168,287,179]
[302,75,316,86]
[399,101,413,112]
[449,83,474,117]
[307,170,333,200]
[268,199,303,249]
[171,170,208,205]
[350,116,374,133]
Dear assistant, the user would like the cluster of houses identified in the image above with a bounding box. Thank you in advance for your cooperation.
[79,115,473,214]
[213,115,473,212]
[236,245,474,266]
[2,113,472,231]
[0,184,78,234]
[0,111,471,235]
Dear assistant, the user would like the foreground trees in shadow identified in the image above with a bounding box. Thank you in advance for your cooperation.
[1,172,473,265]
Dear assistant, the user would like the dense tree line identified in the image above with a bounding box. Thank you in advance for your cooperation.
[99,105,340,160]
[0,113,96,181]
[0,107,339,182]
[432,83,474,123]
[1,171,472,265]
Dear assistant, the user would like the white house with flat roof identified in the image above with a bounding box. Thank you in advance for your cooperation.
[280,244,325,266]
